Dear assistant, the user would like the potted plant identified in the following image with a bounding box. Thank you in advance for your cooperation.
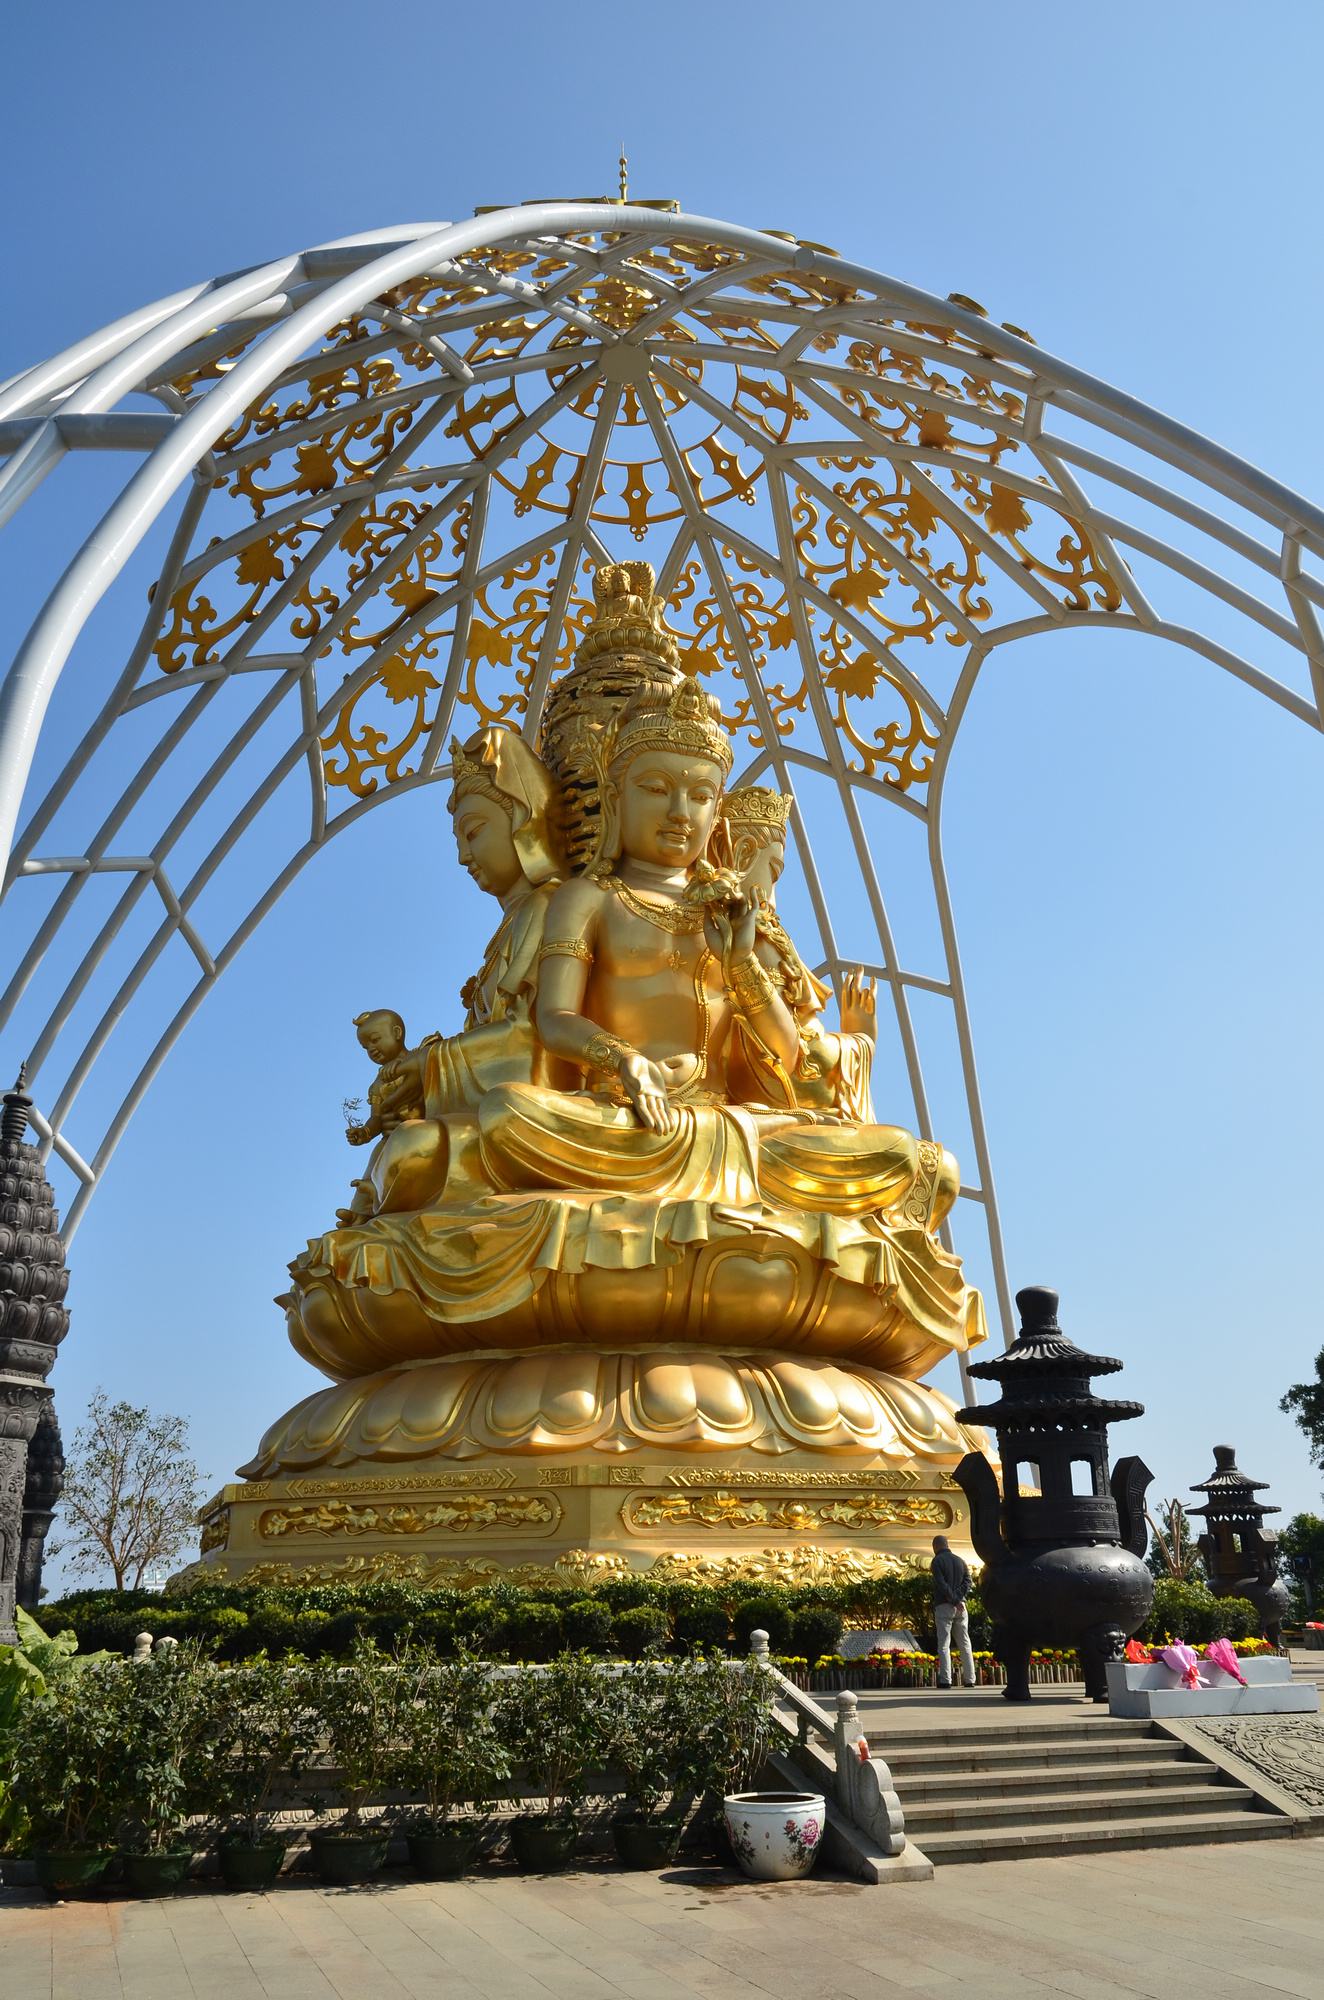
[660,1653,776,1867]
[8,1659,127,1895]
[1,1606,112,1867]
[496,1652,612,1872]
[691,1655,818,1882]
[206,1657,320,1888]
[112,1642,218,1895]
[607,1657,686,1869]
[302,1642,403,1885]
[390,1647,509,1878]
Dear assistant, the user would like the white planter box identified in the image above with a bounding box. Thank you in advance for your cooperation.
[1107,1656,1319,1718]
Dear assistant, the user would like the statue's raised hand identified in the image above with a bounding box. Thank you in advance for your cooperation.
[702,889,757,971]
[619,1052,677,1134]
[841,968,877,1042]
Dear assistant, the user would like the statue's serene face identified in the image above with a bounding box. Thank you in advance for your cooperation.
[453,791,523,898]
[738,830,786,903]
[615,752,724,871]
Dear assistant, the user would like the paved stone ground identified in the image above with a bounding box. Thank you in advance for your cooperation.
[5,1838,1323,2000]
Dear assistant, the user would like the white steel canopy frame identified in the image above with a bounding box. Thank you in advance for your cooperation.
[3,201,1324,1362]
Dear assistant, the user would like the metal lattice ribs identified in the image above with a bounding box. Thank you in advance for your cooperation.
[3,201,1324,1343]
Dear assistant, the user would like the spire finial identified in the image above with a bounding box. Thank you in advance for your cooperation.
[2,1062,32,1148]
[618,142,628,204]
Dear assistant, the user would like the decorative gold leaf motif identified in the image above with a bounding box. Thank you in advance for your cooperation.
[145,221,1124,814]
[258,1493,557,1537]
[213,1544,914,1592]
[624,1488,951,1533]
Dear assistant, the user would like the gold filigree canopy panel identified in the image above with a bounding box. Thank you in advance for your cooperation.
[8,202,1324,1593]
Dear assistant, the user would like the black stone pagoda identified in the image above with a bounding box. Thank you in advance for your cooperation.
[954,1285,1153,1702]
[1189,1445,1290,1645]
[0,1068,70,1640]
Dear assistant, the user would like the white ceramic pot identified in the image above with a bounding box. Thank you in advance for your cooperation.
[723,1791,825,1881]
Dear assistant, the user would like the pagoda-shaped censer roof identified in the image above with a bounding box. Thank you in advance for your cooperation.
[1189,1444,1280,1520]
[959,1286,1144,1429]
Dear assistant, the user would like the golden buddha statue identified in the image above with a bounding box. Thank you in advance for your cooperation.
[201,564,988,1590]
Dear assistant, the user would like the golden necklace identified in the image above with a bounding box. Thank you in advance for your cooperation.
[610,877,705,934]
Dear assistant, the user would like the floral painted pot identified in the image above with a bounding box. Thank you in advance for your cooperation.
[723,1792,824,1881]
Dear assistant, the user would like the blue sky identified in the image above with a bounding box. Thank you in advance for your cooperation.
[4,1,1324,1580]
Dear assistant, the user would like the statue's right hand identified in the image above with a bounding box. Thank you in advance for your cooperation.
[619,1053,677,1135]
[346,1124,370,1146]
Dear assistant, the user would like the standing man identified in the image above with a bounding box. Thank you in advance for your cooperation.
[931,1534,976,1690]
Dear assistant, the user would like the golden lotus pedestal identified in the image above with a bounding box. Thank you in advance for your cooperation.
[191,1345,981,1590]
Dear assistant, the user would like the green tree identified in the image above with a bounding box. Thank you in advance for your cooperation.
[1279,1513,1324,1620]
[1280,1348,1324,1473]
[49,1389,204,1590]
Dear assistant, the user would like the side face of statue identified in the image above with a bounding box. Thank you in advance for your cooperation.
[719,789,879,1119]
[343,724,565,1219]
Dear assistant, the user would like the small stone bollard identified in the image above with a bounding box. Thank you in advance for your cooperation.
[155,1635,178,1655]
[749,1628,771,1663]
[132,1632,153,1663]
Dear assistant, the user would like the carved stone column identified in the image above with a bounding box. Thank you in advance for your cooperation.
[0,1069,70,1641]
[18,1398,65,1612]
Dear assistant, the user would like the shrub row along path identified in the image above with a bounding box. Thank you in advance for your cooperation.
[5,1839,1322,2000]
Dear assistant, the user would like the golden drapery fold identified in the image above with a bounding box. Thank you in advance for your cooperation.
[285,1141,985,1386]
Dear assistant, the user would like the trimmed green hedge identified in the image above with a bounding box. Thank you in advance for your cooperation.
[42,1570,1264,1663]
[39,1576,897,1663]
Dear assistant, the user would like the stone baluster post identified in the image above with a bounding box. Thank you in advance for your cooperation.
[833,1689,906,1857]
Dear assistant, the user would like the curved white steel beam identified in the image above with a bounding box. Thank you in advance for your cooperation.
[2,197,1322,1372]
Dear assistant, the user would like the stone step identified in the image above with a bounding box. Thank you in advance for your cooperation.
[897,1756,1214,1801]
[919,1808,1289,1865]
[867,1717,1155,1750]
[885,1736,1186,1777]
[906,1781,1256,1833]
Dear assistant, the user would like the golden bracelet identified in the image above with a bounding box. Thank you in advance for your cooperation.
[540,937,594,964]
[728,954,778,1015]
[583,1031,636,1076]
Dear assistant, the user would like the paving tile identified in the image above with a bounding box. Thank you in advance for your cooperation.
[5,1840,1322,2000]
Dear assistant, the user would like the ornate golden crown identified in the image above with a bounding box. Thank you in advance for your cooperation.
[574,561,680,674]
[447,734,506,810]
[608,674,734,776]
[722,786,792,831]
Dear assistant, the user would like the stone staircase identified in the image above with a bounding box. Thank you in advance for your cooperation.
[884,1715,1291,1864]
